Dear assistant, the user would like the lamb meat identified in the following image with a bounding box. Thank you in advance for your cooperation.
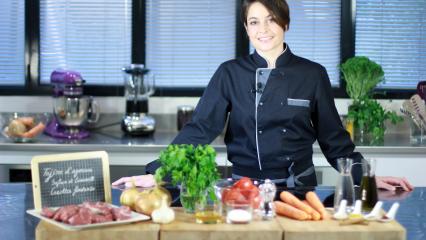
[41,207,57,218]
[112,206,132,221]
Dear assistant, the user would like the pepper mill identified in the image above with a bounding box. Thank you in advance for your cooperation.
[258,179,276,220]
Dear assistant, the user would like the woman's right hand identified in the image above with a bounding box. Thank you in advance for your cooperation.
[112,174,156,188]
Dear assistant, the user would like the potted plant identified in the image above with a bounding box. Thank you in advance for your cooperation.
[154,144,220,213]
[340,56,402,145]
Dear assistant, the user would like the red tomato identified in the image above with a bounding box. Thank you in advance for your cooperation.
[251,195,261,209]
[234,177,254,190]
[222,188,249,205]
[244,185,260,200]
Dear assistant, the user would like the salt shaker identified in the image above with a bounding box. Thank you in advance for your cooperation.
[258,179,276,220]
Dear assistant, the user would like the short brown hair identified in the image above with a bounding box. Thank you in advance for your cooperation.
[241,0,290,30]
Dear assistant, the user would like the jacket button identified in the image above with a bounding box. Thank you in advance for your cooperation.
[259,102,264,106]
[286,156,291,161]
[258,130,263,134]
[282,128,287,133]
[259,71,264,75]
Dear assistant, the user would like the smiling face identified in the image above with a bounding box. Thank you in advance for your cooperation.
[245,2,285,56]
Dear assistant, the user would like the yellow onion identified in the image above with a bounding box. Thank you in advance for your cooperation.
[134,186,172,216]
[8,120,27,136]
[120,187,140,209]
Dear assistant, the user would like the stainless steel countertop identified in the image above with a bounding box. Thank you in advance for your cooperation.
[0,113,425,154]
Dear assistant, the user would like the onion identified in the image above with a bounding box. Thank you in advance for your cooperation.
[7,120,27,136]
[134,186,172,216]
[119,187,140,209]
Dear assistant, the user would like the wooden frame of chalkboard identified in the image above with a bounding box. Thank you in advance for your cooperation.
[31,151,111,210]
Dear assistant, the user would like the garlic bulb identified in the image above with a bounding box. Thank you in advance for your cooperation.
[151,199,175,224]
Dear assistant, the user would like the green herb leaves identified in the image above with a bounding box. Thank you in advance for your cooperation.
[341,56,402,145]
[341,56,384,100]
[154,144,220,211]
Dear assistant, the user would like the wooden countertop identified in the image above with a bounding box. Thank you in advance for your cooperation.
[35,208,405,240]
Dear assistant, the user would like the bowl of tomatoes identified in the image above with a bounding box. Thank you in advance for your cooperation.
[214,177,261,223]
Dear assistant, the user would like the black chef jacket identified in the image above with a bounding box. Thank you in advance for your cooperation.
[148,44,363,187]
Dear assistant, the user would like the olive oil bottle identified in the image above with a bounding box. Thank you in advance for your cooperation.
[360,175,378,211]
[360,158,378,212]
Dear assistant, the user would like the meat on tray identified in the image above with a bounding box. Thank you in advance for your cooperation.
[40,202,132,226]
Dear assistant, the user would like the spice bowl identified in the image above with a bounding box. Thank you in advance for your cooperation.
[194,196,223,224]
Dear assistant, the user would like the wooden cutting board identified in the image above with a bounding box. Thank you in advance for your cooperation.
[35,220,160,240]
[159,208,282,240]
[276,215,405,240]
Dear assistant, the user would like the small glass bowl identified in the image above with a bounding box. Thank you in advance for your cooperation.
[214,178,262,224]
[1,112,50,143]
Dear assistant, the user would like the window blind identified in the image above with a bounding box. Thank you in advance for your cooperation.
[250,0,341,86]
[286,0,341,86]
[0,1,25,86]
[146,0,236,88]
[355,0,426,89]
[40,0,132,85]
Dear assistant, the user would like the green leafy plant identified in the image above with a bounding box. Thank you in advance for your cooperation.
[341,56,384,100]
[154,144,220,212]
[341,56,402,144]
[347,98,401,144]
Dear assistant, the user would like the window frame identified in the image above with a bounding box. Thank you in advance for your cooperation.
[0,0,417,99]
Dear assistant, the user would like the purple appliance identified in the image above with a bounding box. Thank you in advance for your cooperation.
[44,70,99,139]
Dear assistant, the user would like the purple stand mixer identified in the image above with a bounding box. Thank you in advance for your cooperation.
[44,70,99,139]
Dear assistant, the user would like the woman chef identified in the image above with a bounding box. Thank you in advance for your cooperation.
[114,0,413,191]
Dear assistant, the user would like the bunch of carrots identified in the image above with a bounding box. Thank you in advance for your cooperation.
[274,191,330,221]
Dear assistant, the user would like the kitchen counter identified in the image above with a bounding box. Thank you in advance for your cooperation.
[0,113,425,151]
[1,113,426,185]
[0,183,423,240]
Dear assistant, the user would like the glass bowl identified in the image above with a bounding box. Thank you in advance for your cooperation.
[214,178,262,224]
[1,112,50,143]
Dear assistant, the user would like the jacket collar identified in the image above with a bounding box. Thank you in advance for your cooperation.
[252,43,293,68]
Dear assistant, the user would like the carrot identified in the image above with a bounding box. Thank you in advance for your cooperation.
[16,117,35,128]
[280,191,316,215]
[302,200,321,221]
[274,201,309,220]
[22,122,46,138]
[305,191,330,220]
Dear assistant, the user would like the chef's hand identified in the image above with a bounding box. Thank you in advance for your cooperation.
[112,174,156,188]
[375,176,413,191]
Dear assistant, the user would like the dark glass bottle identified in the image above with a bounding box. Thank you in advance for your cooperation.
[360,175,378,211]
[359,159,378,211]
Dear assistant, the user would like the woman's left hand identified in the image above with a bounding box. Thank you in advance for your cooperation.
[375,176,414,191]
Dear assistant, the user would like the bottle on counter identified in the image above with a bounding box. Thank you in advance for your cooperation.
[359,158,378,212]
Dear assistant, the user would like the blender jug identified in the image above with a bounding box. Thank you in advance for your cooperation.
[121,64,156,135]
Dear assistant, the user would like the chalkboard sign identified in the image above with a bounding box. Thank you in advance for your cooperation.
[31,151,111,210]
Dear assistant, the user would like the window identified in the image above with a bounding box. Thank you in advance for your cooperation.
[40,0,132,86]
[0,0,25,86]
[145,0,236,88]
[286,0,341,86]
[249,0,341,87]
[355,0,426,89]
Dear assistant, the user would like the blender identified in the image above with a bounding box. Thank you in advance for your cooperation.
[44,70,99,139]
[121,64,156,135]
